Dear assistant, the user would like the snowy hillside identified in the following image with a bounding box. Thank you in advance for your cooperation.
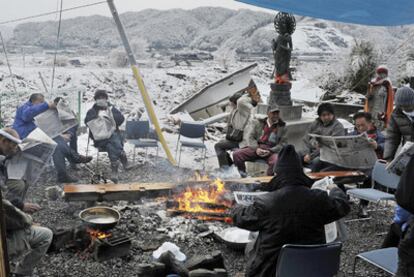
[6,7,377,56]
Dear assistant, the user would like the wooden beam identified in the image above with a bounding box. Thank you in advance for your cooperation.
[64,171,365,201]
[0,191,10,276]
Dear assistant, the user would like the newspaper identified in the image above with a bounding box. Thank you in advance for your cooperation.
[386,142,414,175]
[35,99,78,139]
[310,133,377,169]
[7,128,57,185]
[233,191,269,206]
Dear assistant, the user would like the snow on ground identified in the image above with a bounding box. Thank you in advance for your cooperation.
[0,54,329,171]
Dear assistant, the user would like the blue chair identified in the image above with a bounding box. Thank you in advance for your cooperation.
[352,247,398,277]
[175,121,207,169]
[126,120,158,162]
[347,160,399,207]
[275,242,342,277]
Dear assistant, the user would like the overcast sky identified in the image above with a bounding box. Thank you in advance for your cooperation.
[0,0,272,26]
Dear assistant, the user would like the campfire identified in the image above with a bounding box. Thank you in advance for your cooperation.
[167,174,233,223]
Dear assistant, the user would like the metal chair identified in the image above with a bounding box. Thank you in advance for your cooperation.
[126,120,159,163]
[175,121,207,169]
[347,160,400,207]
[352,247,398,276]
[275,242,342,277]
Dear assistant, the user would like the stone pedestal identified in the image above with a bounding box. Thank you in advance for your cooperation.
[269,83,292,106]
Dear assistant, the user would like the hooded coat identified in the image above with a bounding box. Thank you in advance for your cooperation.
[384,107,414,161]
[231,145,350,277]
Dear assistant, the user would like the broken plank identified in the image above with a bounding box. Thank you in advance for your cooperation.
[63,171,365,202]
[64,182,175,201]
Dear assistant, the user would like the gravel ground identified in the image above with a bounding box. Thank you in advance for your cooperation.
[20,156,394,277]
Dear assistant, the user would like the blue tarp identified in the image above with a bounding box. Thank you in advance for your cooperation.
[236,0,414,26]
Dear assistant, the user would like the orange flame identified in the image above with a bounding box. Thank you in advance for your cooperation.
[87,228,112,240]
[171,176,232,222]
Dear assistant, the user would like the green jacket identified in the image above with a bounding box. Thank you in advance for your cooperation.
[240,116,287,154]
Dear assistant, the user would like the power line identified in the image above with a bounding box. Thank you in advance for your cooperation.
[50,0,64,94]
[0,1,106,25]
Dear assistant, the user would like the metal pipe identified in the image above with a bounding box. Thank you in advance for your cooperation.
[106,0,176,165]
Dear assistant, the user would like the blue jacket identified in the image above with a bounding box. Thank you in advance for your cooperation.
[13,101,49,139]
[394,205,414,232]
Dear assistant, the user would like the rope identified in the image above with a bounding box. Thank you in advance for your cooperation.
[50,0,64,96]
[0,1,106,25]
[0,32,17,94]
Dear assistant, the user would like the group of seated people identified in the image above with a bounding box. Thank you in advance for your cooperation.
[0,89,132,276]
[2,83,414,276]
[228,85,414,276]
[12,90,128,183]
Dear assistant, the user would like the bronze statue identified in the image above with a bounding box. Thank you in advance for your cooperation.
[272,12,296,84]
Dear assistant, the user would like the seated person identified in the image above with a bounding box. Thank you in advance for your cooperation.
[302,103,346,172]
[231,145,350,277]
[85,90,128,183]
[214,83,259,169]
[0,128,52,277]
[12,94,92,183]
[350,112,385,217]
[232,105,287,177]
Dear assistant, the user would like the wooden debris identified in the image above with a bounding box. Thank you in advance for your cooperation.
[63,171,365,201]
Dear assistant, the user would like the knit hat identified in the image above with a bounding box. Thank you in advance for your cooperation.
[317,103,335,116]
[246,79,256,90]
[376,65,388,75]
[274,145,302,174]
[395,86,414,106]
[94,89,109,100]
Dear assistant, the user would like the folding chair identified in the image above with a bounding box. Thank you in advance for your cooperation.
[347,160,400,210]
[126,120,159,163]
[275,242,342,277]
[352,247,398,276]
[175,121,207,169]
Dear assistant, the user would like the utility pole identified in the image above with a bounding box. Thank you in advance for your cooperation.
[106,0,176,165]
[0,191,10,276]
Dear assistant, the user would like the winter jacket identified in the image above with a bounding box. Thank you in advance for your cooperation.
[230,94,255,131]
[0,159,32,231]
[231,185,350,277]
[13,101,49,139]
[303,118,346,158]
[350,128,385,158]
[239,116,287,154]
[384,108,414,161]
[84,104,125,143]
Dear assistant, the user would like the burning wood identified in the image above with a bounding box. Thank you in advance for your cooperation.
[86,228,112,240]
[168,177,233,222]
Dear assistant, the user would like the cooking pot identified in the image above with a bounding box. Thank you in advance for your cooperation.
[79,206,120,231]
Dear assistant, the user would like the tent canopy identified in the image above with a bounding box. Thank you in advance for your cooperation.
[236,0,414,26]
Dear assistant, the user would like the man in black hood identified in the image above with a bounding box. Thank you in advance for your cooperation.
[231,145,350,277]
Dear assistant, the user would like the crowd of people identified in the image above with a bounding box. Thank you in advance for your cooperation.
[1,64,414,276]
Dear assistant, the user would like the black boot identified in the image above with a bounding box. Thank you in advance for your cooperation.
[110,162,119,183]
[119,151,130,170]
[72,154,93,164]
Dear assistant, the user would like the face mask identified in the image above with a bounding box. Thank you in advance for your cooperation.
[96,99,108,108]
